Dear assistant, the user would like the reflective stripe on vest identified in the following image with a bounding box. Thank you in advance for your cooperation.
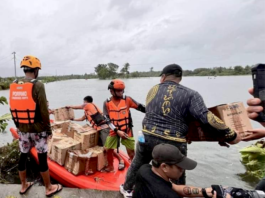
[9,82,36,124]
[106,98,130,132]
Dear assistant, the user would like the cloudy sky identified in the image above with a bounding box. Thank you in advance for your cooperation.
[0,0,264,77]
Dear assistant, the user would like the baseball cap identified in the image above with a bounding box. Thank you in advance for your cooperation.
[152,143,197,170]
[159,64,182,76]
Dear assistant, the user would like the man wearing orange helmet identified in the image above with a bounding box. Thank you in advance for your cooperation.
[103,79,146,171]
[9,55,62,197]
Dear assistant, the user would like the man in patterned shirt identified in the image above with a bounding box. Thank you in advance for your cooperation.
[120,64,241,198]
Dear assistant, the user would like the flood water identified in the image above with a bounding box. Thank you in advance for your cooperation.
[0,76,262,189]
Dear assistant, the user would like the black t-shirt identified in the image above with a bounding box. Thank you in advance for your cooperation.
[133,164,180,198]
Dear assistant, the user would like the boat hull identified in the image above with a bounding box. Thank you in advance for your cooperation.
[10,127,130,191]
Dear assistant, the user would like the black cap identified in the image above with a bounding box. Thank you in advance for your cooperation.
[159,64,182,76]
[152,143,197,170]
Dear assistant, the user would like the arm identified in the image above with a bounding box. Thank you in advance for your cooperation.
[37,83,52,135]
[188,91,240,144]
[73,115,86,122]
[103,101,109,117]
[172,184,213,197]
[127,96,146,113]
[66,105,84,110]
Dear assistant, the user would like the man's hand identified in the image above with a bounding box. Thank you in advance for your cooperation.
[227,130,241,145]
[117,130,128,139]
[212,191,217,198]
[211,191,231,198]
[205,188,214,197]
[65,106,72,109]
[247,88,265,126]
[242,128,265,141]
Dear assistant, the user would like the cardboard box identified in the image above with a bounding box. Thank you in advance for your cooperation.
[83,124,92,129]
[48,135,63,156]
[87,146,106,171]
[54,107,75,121]
[187,102,252,142]
[64,150,87,175]
[50,137,81,165]
[65,122,88,138]
[53,121,88,138]
[51,120,71,131]
[64,150,98,175]
[74,128,99,150]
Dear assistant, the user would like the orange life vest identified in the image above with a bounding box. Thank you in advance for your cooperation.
[106,97,132,133]
[9,80,37,125]
[84,103,105,130]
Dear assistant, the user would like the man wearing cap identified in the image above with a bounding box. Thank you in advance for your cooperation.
[133,144,216,198]
[120,64,241,197]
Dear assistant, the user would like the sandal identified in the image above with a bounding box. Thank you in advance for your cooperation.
[19,182,34,195]
[100,167,115,173]
[46,184,63,197]
[118,160,125,170]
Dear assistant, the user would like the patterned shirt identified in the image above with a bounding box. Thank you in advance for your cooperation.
[142,81,236,142]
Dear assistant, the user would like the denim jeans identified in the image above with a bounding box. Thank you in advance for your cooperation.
[123,134,187,191]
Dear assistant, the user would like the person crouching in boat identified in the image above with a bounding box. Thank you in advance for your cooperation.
[9,55,63,197]
[66,95,123,172]
[103,79,146,170]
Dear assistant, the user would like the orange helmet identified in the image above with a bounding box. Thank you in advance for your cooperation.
[108,79,125,90]
[20,55,41,69]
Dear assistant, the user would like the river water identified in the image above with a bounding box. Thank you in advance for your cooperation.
[0,76,262,189]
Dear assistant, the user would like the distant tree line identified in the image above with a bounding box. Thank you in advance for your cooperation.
[183,65,252,76]
[0,64,254,90]
[38,73,97,83]
[0,73,97,89]
[94,64,253,79]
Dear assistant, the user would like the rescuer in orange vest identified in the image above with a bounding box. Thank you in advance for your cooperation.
[103,79,146,171]
[66,95,124,172]
[9,55,62,197]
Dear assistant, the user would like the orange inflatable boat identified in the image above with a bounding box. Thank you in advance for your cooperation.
[10,127,130,191]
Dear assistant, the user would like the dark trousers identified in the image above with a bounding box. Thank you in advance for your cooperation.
[123,134,187,191]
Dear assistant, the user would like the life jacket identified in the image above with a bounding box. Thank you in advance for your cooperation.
[9,79,37,126]
[84,103,105,129]
[106,96,132,133]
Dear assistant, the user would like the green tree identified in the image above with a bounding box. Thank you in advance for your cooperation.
[95,63,119,79]
[108,63,119,77]
[150,67,153,72]
[244,65,251,74]
[131,71,140,78]
[234,66,244,75]
[95,64,107,74]
[120,63,130,78]
[0,96,11,132]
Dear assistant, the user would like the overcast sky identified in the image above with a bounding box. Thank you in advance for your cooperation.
[0,0,264,77]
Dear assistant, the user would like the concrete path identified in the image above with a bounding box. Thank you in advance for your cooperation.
[0,184,123,198]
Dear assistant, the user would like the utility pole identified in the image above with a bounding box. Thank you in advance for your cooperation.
[12,52,17,78]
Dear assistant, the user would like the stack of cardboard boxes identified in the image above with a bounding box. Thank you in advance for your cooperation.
[49,107,106,175]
